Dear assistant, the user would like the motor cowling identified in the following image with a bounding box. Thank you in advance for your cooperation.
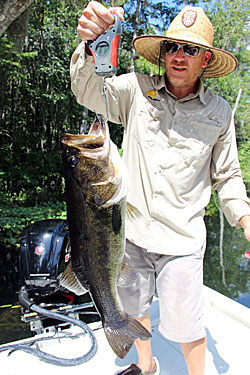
[19,219,70,297]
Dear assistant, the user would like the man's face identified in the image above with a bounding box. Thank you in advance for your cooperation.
[164,44,212,95]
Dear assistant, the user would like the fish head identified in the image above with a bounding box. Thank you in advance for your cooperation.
[61,115,128,206]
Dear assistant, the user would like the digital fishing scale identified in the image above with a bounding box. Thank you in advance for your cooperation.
[87,14,122,121]
[88,14,122,77]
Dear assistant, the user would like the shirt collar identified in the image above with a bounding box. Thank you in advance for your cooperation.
[155,74,206,105]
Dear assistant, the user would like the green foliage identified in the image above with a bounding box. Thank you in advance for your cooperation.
[204,0,250,145]
[0,0,87,205]
[0,202,66,248]
[205,190,220,217]
[238,140,250,191]
[202,0,250,216]
[0,0,249,249]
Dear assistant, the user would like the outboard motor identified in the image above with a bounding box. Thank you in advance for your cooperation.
[19,219,70,299]
[2,220,98,365]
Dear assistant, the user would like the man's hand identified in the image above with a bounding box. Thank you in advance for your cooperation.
[77,1,124,42]
[239,215,250,241]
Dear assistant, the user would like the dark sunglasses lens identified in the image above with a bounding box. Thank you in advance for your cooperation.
[164,42,178,54]
[164,42,202,56]
[183,45,201,56]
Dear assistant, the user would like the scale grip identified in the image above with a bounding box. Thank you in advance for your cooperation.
[110,34,121,68]
[87,14,122,77]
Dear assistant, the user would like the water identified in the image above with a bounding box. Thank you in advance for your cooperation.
[0,215,249,345]
[204,215,250,305]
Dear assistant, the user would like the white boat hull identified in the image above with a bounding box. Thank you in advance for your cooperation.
[0,286,249,375]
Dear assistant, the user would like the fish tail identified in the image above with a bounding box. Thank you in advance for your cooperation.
[103,313,151,358]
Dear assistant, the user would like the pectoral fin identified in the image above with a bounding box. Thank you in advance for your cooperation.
[59,261,88,295]
[125,202,142,220]
[117,262,139,288]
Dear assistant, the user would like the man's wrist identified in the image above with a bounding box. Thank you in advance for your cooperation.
[239,215,250,229]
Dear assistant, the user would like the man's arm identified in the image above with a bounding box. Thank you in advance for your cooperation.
[211,108,250,236]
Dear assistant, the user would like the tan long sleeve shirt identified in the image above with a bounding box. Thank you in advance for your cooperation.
[70,42,250,255]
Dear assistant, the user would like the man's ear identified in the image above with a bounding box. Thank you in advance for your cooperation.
[202,51,213,68]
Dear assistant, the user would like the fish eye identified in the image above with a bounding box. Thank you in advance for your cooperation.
[69,155,78,168]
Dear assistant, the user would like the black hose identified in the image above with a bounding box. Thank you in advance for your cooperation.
[19,286,34,309]
[0,286,98,366]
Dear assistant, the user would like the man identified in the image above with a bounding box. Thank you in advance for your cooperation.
[71,2,250,374]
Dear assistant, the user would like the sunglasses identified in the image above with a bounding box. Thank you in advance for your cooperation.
[163,41,205,57]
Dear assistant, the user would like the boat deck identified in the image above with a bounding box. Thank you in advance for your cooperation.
[1,286,249,375]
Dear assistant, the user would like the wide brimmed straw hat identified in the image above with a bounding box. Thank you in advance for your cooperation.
[133,6,238,78]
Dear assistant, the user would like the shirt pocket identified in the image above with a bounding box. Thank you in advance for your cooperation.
[170,119,222,168]
[188,118,222,143]
[135,96,165,148]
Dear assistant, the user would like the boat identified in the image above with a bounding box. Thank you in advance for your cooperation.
[0,285,249,375]
[0,219,249,374]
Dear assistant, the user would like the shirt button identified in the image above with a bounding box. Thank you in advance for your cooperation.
[155,189,162,194]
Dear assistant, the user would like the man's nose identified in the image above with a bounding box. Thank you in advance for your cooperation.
[174,48,186,60]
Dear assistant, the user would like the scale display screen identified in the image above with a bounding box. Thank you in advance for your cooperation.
[95,41,109,57]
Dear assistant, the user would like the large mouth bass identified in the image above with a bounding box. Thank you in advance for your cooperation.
[60,115,151,358]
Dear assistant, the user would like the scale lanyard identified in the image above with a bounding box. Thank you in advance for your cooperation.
[102,77,110,122]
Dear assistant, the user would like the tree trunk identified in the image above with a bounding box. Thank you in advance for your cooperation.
[130,0,140,72]
[219,88,242,287]
[0,0,34,37]
[80,107,89,134]
[232,88,242,117]
[219,207,227,287]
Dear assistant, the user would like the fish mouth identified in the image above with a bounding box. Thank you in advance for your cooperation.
[61,115,109,159]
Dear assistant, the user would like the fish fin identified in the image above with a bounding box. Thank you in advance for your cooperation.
[125,203,142,220]
[117,262,139,288]
[59,262,88,296]
[103,313,151,359]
